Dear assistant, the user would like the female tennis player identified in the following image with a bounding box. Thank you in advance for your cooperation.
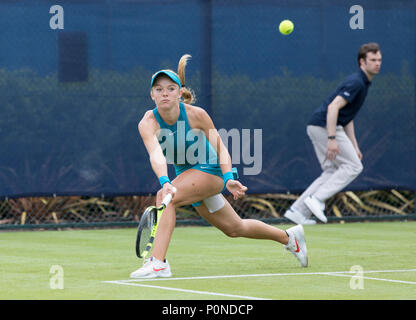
[130,55,308,278]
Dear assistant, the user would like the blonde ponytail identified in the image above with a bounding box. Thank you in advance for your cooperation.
[177,54,195,104]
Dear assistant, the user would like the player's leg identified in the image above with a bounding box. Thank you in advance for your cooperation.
[196,198,288,243]
[151,169,224,262]
[130,169,224,278]
[195,200,307,267]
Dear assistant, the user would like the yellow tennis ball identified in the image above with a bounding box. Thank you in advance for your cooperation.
[279,19,294,35]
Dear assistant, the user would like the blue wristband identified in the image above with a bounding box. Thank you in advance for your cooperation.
[159,176,171,188]
[223,171,234,187]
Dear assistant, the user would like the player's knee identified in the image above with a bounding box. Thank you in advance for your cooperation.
[223,229,240,238]
[170,196,181,208]
[222,222,245,238]
[170,190,186,208]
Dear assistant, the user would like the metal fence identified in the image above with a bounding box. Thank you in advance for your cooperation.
[1,190,414,230]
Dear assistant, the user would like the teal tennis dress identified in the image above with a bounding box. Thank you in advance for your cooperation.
[152,102,237,206]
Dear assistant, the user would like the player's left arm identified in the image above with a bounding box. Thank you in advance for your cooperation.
[344,120,362,160]
[188,105,247,199]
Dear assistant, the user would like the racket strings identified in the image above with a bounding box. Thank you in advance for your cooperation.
[137,208,156,259]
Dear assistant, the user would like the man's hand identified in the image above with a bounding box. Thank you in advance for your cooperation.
[326,139,339,161]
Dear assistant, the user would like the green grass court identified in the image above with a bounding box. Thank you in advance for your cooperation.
[1,221,415,300]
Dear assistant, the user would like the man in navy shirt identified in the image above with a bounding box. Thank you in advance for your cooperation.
[285,43,382,224]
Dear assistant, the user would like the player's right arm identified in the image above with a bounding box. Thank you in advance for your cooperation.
[326,95,348,160]
[138,111,176,197]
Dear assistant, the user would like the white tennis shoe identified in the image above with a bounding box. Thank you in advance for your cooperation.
[130,257,172,279]
[304,195,327,223]
[284,224,308,267]
[284,208,317,225]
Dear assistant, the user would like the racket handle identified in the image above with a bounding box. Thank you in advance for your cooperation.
[161,187,177,208]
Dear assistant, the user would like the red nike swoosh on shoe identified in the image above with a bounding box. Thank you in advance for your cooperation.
[153,267,166,272]
[294,238,300,253]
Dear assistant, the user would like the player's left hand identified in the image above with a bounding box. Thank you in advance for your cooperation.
[226,180,248,200]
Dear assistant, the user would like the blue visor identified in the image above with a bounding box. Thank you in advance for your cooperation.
[150,70,182,88]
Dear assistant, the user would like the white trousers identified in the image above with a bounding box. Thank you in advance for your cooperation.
[292,125,363,218]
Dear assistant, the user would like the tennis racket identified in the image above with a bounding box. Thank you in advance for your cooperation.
[135,187,176,260]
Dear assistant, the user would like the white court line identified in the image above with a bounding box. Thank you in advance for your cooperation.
[106,268,416,283]
[103,268,416,299]
[105,280,270,300]
[326,273,416,285]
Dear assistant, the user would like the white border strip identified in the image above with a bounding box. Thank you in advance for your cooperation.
[326,273,416,285]
[106,268,416,283]
[105,280,270,300]
[103,268,416,300]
